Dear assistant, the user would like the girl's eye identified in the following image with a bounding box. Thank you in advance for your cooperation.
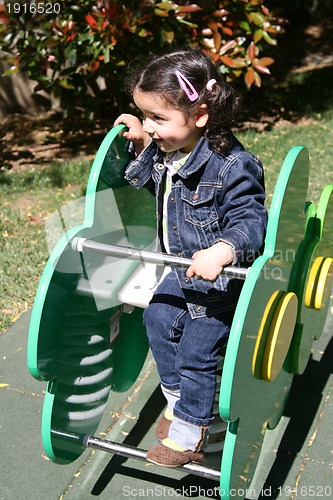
[153,115,164,122]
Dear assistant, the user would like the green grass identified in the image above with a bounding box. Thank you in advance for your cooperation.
[237,109,333,208]
[1,107,333,334]
[0,159,91,333]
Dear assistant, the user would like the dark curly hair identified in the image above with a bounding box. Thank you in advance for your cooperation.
[125,46,242,156]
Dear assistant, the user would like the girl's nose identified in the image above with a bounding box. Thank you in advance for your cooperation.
[142,118,155,135]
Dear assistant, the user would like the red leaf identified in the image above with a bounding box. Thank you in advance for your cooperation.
[178,4,203,13]
[256,57,274,67]
[0,5,10,24]
[261,5,270,17]
[219,39,236,54]
[203,49,221,62]
[51,20,64,37]
[254,70,262,87]
[255,64,271,75]
[85,14,99,29]
[213,9,229,17]
[220,55,236,67]
[90,60,100,72]
[213,31,222,52]
[245,68,255,88]
[233,58,248,68]
[247,41,257,61]
[222,27,233,37]
[208,21,219,31]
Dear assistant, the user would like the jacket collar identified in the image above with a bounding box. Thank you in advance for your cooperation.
[152,136,214,179]
[177,136,214,179]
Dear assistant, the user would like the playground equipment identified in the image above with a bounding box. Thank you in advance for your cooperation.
[27,125,333,499]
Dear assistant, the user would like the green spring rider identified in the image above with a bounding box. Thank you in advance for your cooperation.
[27,125,333,499]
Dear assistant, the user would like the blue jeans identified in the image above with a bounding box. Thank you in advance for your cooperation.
[143,270,238,428]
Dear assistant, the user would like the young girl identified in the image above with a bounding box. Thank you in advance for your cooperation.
[115,46,267,467]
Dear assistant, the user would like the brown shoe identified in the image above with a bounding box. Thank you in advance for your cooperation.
[156,415,172,440]
[146,443,204,467]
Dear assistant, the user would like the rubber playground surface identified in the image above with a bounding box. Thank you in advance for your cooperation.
[0,297,332,500]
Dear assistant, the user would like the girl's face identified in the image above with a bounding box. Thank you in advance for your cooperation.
[133,89,208,154]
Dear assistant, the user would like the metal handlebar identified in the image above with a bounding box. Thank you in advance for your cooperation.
[71,237,249,280]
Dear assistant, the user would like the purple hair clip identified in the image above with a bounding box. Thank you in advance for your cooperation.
[175,70,199,102]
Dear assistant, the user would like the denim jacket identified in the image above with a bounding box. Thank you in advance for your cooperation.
[124,135,267,318]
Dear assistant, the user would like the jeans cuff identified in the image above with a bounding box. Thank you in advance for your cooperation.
[168,416,208,451]
[173,406,214,427]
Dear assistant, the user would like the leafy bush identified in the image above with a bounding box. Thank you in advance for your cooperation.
[0,1,286,118]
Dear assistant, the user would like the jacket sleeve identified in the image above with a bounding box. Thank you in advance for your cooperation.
[124,140,159,194]
[216,152,267,265]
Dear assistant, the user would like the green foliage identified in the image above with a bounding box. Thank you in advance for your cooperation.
[0,1,286,118]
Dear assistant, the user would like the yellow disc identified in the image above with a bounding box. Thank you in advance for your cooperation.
[252,290,284,378]
[262,292,298,382]
[304,256,325,308]
[314,257,333,310]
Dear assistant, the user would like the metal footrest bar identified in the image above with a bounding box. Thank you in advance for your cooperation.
[71,237,248,281]
[84,435,221,480]
[51,430,221,480]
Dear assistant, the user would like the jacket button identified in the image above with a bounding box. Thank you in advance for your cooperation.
[157,164,164,170]
[184,278,190,284]
[173,225,177,230]
[192,193,199,200]
[132,178,138,184]
[170,197,175,202]
[196,306,202,312]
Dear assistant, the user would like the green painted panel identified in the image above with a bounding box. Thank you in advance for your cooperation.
[290,184,333,374]
[219,147,310,497]
[27,126,154,463]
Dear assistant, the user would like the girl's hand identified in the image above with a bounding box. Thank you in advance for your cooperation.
[186,242,234,282]
[114,114,150,155]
